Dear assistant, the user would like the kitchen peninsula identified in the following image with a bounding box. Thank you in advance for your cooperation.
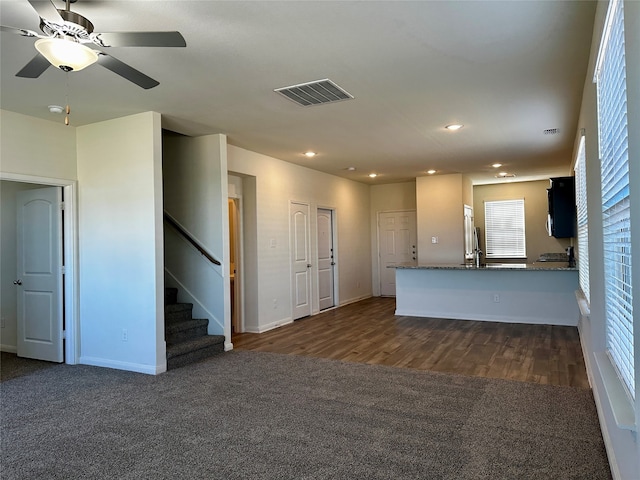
[394,263,579,326]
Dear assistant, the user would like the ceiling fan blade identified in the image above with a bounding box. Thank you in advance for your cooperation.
[0,25,42,38]
[94,31,186,48]
[97,53,159,89]
[26,0,63,22]
[16,53,51,78]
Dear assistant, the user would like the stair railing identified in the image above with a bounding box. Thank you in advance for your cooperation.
[163,211,221,266]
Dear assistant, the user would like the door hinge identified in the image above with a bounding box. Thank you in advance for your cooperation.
[60,202,65,211]
[62,330,66,340]
[61,265,66,274]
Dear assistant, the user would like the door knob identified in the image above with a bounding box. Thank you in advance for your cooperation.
[13,279,22,285]
[307,264,312,268]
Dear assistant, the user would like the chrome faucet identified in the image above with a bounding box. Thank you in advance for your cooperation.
[474,248,483,267]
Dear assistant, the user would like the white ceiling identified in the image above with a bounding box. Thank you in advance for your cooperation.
[0,0,597,185]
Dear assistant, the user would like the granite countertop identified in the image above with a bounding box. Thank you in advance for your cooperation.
[393,262,577,271]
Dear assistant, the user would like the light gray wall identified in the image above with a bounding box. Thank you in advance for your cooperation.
[416,174,465,264]
[0,110,77,180]
[76,112,165,374]
[0,109,78,357]
[163,132,229,342]
[228,145,371,332]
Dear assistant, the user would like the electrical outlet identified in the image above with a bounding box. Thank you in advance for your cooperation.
[431,236,439,244]
[0,317,5,328]
[122,328,128,342]
[493,294,500,303]
[356,281,361,288]
[273,298,278,309]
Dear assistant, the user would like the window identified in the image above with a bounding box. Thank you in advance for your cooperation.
[595,0,633,398]
[484,199,526,258]
[575,135,590,303]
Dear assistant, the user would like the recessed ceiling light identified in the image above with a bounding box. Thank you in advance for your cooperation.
[427,169,437,175]
[48,105,64,114]
[492,163,502,168]
[304,151,316,158]
[445,124,463,131]
[498,172,508,176]
[495,172,516,178]
[369,173,378,178]
[346,167,356,171]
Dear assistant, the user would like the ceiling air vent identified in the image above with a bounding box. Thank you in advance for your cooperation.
[275,79,354,107]
[543,128,560,135]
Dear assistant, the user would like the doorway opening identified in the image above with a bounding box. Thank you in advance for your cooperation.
[378,210,417,296]
[0,175,78,364]
[228,197,243,334]
[317,207,336,311]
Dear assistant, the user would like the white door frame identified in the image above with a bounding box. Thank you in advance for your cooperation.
[290,201,312,320]
[228,194,245,334]
[1,172,78,364]
[316,206,338,311]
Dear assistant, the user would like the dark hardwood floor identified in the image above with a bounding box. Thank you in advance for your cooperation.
[233,296,590,388]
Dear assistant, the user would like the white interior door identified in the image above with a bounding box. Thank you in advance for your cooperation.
[317,208,335,310]
[379,211,417,296]
[16,187,64,362]
[291,202,312,319]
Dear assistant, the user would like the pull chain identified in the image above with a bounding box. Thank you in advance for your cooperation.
[64,72,71,126]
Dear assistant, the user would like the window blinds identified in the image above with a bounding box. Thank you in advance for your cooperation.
[574,135,590,303]
[484,199,526,258]
[595,0,634,398]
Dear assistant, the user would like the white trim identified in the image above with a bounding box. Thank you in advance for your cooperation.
[0,173,79,365]
[80,356,166,375]
[228,194,245,334]
[0,344,17,354]
[393,309,578,327]
[244,316,294,334]
[338,293,373,307]
[594,351,636,431]
[316,205,338,313]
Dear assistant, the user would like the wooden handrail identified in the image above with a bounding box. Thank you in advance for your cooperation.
[163,212,222,266]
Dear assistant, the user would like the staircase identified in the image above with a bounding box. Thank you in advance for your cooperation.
[165,287,225,370]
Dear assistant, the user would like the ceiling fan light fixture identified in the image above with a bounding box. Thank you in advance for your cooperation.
[35,38,98,72]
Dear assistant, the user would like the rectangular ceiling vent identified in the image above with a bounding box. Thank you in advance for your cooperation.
[275,79,354,107]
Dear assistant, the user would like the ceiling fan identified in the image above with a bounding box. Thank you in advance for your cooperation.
[0,0,186,89]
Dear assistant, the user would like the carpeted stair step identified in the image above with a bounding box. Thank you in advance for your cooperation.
[165,287,178,306]
[165,318,209,345]
[166,335,225,370]
[165,303,193,323]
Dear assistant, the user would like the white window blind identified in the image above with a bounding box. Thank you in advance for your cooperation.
[574,135,590,303]
[595,0,634,398]
[484,199,526,258]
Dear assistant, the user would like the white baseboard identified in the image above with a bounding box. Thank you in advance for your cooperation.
[224,341,234,351]
[338,294,372,307]
[394,309,578,326]
[245,316,294,334]
[80,356,166,375]
[1,344,17,353]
